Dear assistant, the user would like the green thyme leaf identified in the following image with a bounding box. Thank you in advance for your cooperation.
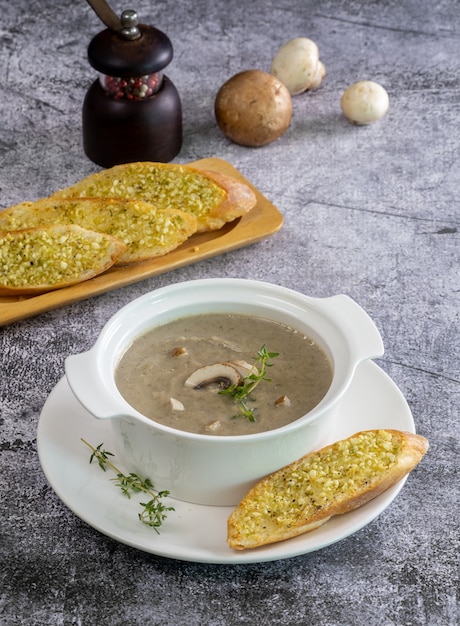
[219,344,279,421]
[81,439,174,533]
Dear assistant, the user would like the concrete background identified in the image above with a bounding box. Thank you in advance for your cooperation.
[0,0,458,624]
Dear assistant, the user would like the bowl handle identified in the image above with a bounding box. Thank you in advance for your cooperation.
[316,294,384,361]
[65,349,125,420]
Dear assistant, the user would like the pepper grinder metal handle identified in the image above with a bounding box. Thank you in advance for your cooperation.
[85,0,122,33]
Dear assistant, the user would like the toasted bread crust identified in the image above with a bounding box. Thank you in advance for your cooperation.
[227,429,429,550]
[0,224,125,295]
[50,162,257,232]
[196,169,257,230]
[0,197,197,265]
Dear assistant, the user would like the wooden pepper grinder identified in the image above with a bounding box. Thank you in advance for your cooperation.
[83,1,182,167]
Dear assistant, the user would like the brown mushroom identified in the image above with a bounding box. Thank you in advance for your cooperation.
[214,69,292,147]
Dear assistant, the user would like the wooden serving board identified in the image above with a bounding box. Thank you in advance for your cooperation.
[0,158,283,326]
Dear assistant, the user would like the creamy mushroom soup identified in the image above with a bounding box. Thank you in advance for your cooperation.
[115,313,333,436]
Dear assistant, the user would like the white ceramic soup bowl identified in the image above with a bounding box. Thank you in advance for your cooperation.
[65,278,383,506]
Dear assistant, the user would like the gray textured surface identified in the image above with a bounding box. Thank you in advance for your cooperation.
[0,1,458,624]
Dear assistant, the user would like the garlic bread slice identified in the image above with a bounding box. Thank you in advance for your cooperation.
[50,161,257,232]
[0,224,125,295]
[227,429,429,550]
[0,197,197,265]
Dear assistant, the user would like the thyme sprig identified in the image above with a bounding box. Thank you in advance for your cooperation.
[81,439,174,533]
[219,344,279,421]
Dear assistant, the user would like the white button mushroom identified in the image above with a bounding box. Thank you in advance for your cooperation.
[270,37,326,95]
[340,80,389,125]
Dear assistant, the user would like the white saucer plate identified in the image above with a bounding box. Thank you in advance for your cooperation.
[37,360,414,565]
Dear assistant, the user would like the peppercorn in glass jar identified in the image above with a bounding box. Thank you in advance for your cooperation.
[99,72,163,100]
